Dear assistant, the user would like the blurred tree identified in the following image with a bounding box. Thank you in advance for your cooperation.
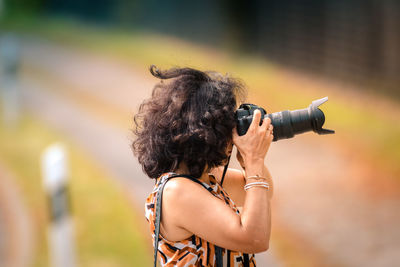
[220,0,258,52]
[44,0,114,22]
[4,0,46,13]
[3,0,399,97]
[112,0,140,27]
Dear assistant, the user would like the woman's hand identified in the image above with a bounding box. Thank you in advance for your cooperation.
[232,109,273,176]
[236,149,245,170]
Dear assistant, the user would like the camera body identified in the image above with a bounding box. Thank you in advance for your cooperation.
[235,97,334,141]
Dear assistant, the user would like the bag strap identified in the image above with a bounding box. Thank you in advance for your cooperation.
[243,253,250,267]
[153,174,212,266]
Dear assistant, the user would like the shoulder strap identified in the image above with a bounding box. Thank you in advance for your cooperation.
[219,157,250,267]
[220,155,230,186]
[153,174,215,267]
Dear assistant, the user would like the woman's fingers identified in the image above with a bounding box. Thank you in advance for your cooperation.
[265,123,273,142]
[233,109,274,162]
[260,117,271,132]
[248,109,262,132]
[266,122,273,135]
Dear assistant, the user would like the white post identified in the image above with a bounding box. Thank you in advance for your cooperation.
[42,144,77,267]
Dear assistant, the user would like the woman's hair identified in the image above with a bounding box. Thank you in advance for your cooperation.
[132,65,246,179]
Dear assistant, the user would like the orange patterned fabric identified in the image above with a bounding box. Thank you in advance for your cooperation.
[145,172,257,266]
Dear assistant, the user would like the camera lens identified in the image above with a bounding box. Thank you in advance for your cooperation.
[235,97,334,141]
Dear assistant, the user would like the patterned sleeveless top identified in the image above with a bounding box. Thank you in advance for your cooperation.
[145,172,257,266]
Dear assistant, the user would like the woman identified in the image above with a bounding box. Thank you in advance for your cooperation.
[133,65,274,266]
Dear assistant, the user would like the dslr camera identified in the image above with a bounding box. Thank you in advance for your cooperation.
[235,97,335,141]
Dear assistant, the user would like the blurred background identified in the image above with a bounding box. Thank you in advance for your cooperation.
[0,0,399,266]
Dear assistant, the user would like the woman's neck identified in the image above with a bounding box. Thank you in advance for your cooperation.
[174,163,210,184]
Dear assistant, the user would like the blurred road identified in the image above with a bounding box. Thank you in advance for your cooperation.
[0,164,34,267]
[19,37,400,267]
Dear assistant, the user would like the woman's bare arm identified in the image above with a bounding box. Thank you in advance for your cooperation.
[162,110,273,253]
[162,177,270,253]
[210,164,273,207]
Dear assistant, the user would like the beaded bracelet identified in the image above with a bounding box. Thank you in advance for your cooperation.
[244,181,270,191]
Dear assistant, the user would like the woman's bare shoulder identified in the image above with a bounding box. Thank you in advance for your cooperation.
[163,177,199,192]
[162,178,208,206]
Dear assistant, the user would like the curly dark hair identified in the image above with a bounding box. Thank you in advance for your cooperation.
[132,65,246,179]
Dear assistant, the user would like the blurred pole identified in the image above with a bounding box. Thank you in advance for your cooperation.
[42,144,77,267]
[0,34,21,128]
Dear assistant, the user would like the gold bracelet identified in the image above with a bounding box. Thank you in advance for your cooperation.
[246,175,267,181]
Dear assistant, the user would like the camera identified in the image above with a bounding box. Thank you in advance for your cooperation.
[235,97,335,141]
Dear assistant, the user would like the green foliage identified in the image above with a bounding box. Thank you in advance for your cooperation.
[4,0,46,13]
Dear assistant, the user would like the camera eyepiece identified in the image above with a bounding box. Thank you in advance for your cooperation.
[235,97,335,141]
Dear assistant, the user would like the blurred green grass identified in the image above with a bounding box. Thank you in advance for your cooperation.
[0,114,152,267]
[1,14,400,178]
